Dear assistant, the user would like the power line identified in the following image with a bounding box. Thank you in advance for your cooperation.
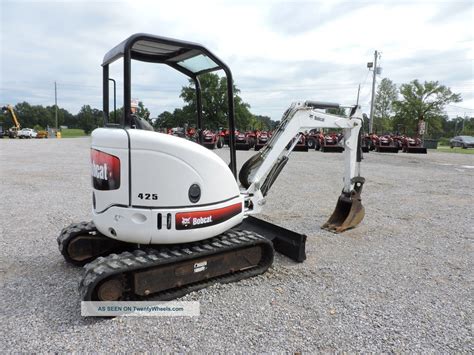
[446,104,474,111]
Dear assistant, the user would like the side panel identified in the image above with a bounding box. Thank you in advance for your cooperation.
[91,128,129,212]
[128,129,239,207]
[130,149,204,207]
[93,197,245,244]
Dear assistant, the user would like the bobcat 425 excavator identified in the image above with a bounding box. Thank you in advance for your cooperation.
[58,34,366,302]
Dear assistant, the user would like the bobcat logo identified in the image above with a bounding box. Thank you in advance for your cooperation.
[181,217,191,226]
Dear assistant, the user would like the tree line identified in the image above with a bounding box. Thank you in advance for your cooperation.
[372,78,472,138]
[2,73,276,135]
[3,74,471,138]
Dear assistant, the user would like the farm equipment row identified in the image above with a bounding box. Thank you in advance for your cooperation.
[362,133,427,154]
[163,127,428,154]
[167,127,348,153]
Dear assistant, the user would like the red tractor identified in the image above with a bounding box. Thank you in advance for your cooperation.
[254,130,271,151]
[391,135,404,151]
[306,129,320,150]
[361,133,371,153]
[374,134,399,153]
[235,131,256,150]
[201,129,224,149]
[167,127,186,138]
[185,127,198,142]
[221,129,230,146]
[316,131,344,152]
[401,136,427,154]
[364,133,379,151]
[286,133,309,151]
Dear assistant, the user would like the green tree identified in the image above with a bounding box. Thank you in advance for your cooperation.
[253,115,274,130]
[154,108,194,129]
[10,102,76,129]
[180,73,254,130]
[234,97,253,130]
[444,116,474,137]
[13,102,52,129]
[374,78,398,132]
[393,80,461,137]
[154,110,174,129]
[137,101,151,123]
[77,105,103,134]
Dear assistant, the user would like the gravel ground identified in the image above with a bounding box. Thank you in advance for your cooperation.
[0,137,472,352]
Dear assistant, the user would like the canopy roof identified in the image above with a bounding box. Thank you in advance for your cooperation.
[102,33,225,76]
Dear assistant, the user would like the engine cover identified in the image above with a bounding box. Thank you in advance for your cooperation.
[90,127,243,244]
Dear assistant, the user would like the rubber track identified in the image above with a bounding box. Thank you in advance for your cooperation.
[57,221,98,265]
[79,230,274,301]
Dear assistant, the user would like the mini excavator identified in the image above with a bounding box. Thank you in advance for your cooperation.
[58,34,366,302]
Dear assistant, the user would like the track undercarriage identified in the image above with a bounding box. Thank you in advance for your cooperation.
[59,222,276,301]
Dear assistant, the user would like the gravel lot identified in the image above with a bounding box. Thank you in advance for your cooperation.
[1,137,472,352]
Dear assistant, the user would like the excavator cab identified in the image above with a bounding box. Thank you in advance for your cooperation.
[99,33,308,261]
[101,33,239,176]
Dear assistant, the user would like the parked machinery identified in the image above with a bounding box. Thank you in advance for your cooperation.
[1,105,21,138]
[306,129,320,150]
[401,136,427,154]
[254,130,271,151]
[36,130,49,139]
[361,133,371,153]
[287,132,309,151]
[374,134,399,153]
[221,129,231,146]
[391,135,404,151]
[365,133,378,151]
[167,127,186,138]
[316,131,344,152]
[201,129,224,149]
[235,131,256,150]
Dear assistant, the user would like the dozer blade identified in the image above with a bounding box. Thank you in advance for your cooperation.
[239,216,306,262]
[322,177,365,233]
[406,147,427,154]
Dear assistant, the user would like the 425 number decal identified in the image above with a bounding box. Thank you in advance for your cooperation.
[137,193,158,200]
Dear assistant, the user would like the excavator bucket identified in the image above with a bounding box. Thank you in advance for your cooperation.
[322,177,365,233]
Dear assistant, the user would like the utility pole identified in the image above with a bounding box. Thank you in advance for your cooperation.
[368,50,380,134]
[54,81,58,129]
[356,84,361,106]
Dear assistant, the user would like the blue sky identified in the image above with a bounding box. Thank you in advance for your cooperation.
[1,0,473,120]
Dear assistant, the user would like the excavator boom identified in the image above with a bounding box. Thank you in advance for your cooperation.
[2,105,21,138]
[240,101,365,233]
[2,105,21,130]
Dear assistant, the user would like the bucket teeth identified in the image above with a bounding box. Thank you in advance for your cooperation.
[322,177,365,233]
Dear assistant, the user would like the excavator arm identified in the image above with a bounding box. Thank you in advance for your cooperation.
[239,100,365,233]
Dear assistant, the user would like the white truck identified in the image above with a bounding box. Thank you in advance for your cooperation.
[17,128,38,139]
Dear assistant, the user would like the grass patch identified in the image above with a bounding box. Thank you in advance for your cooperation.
[437,145,474,154]
[60,128,87,138]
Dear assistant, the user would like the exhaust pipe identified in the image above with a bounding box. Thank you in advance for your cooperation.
[322,177,365,233]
